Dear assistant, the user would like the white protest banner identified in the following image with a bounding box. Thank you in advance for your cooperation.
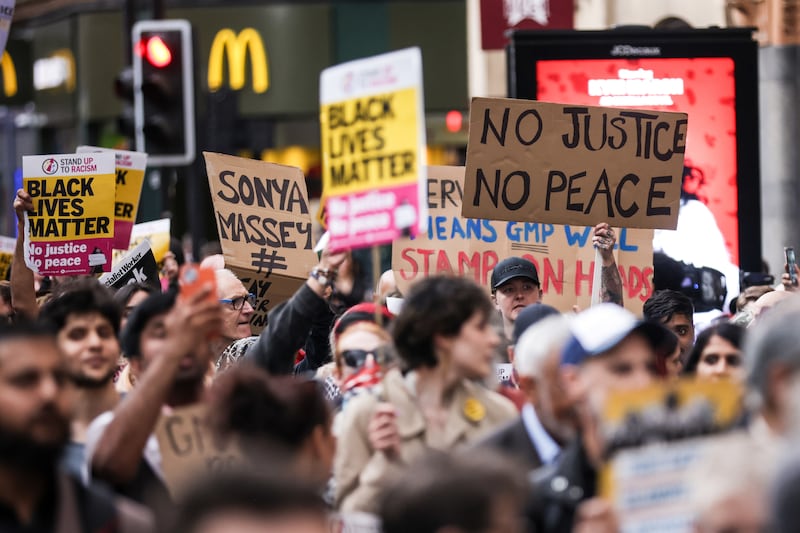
[0,1,15,58]
[0,235,13,280]
[77,146,148,250]
[599,379,743,533]
[99,239,160,291]
[320,47,427,251]
[23,153,116,276]
[462,98,687,230]
[393,166,653,315]
[155,403,241,501]
[204,152,318,334]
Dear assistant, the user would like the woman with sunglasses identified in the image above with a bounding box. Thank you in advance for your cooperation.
[333,275,517,513]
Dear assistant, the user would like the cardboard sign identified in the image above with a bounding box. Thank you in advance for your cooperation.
[0,236,13,280]
[22,152,116,276]
[320,47,428,251]
[462,98,687,230]
[155,404,240,500]
[99,239,160,291]
[393,166,653,315]
[204,152,318,334]
[77,146,147,250]
[599,379,743,533]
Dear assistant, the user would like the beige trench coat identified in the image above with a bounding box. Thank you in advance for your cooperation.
[333,368,517,513]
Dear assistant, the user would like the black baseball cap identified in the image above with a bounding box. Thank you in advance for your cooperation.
[491,257,540,291]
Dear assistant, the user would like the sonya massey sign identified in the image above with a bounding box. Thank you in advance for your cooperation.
[463,98,687,230]
[394,167,654,314]
[205,152,318,333]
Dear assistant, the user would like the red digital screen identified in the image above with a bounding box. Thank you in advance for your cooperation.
[537,58,739,270]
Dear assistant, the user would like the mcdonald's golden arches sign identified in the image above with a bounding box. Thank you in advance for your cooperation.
[207,28,269,94]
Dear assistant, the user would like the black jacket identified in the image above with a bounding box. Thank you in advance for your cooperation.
[527,435,596,533]
[246,283,334,375]
[476,417,544,472]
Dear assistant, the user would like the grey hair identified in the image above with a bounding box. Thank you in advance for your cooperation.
[514,314,571,379]
[744,297,800,411]
[214,268,241,297]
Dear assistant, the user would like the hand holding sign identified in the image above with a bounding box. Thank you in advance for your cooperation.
[13,188,33,223]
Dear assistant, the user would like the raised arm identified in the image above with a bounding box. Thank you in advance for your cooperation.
[11,189,39,320]
[247,248,348,374]
[90,287,222,485]
[593,223,624,307]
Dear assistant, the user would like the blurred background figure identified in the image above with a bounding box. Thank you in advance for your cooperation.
[378,450,527,533]
[478,312,576,472]
[745,299,800,453]
[208,367,336,490]
[173,468,329,533]
[690,433,775,533]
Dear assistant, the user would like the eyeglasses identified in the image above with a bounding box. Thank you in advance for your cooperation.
[219,293,256,311]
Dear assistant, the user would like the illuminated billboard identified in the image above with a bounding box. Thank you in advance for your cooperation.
[509,28,760,305]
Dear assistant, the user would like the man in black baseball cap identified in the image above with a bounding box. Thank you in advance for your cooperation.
[491,257,542,340]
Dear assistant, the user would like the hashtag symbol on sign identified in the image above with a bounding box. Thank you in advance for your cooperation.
[250,248,288,276]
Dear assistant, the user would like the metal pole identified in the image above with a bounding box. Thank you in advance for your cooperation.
[122,0,136,63]
[153,0,164,20]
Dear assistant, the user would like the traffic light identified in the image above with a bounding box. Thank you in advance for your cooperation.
[132,19,195,166]
[114,66,136,138]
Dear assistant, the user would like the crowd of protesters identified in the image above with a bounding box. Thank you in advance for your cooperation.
[5,186,800,532]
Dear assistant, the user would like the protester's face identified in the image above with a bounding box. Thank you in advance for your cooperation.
[192,511,329,533]
[57,312,119,387]
[493,278,541,322]
[217,276,254,342]
[121,290,150,331]
[662,313,694,358]
[574,333,657,415]
[696,335,743,382]
[161,251,180,281]
[445,311,500,380]
[335,328,387,380]
[138,312,212,383]
[523,349,577,444]
[664,344,683,380]
[0,337,72,466]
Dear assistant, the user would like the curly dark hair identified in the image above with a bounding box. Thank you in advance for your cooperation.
[392,275,494,370]
[38,278,121,337]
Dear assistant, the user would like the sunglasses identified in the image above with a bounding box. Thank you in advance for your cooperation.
[219,293,256,311]
[340,347,389,368]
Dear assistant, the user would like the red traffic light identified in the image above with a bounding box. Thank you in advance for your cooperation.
[136,35,173,68]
